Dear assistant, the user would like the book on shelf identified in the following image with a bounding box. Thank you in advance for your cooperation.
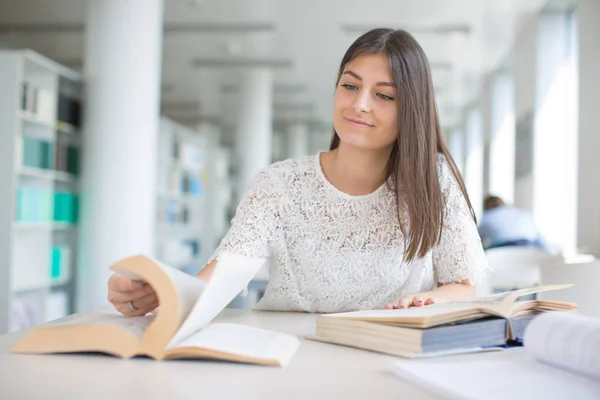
[57,94,81,128]
[22,137,53,170]
[50,246,71,281]
[12,254,300,367]
[390,312,600,399]
[308,285,576,358]
[20,83,56,124]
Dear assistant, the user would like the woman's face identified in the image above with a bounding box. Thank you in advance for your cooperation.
[333,52,399,152]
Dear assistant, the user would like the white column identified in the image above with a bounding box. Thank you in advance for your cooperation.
[235,68,273,194]
[78,0,164,311]
[465,106,484,219]
[286,122,310,159]
[577,0,600,256]
[488,71,516,203]
[533,11,578,254]
[514,17,537,212]
[448,127,465,174]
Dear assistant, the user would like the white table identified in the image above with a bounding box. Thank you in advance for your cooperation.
[0,308,438,399]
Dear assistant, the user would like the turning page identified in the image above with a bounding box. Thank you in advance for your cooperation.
[167,254,266,347]
[114,256,206,324]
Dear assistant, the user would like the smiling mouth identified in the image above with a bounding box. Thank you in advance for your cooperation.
[345,117,374,127]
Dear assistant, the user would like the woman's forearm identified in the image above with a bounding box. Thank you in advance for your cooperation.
[426,280,476,302]
[196,259,217,282]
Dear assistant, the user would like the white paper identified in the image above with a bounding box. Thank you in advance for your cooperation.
[173,323,299,361]
[117,257,206,324]
[167,254,266,347]
[391,351,600,400]
[524,312,600,380]
[327,307,474,319]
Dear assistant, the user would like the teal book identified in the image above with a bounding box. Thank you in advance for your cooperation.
[67,146,79,176]
[50,247,62,280]
[22,138,53,169]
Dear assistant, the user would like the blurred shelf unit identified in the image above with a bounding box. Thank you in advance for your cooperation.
[155,117,213,276]
[0,50,83,334]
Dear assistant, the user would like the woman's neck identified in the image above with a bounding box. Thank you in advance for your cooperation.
[321,144,392,196]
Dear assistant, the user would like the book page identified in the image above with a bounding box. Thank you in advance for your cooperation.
[172,323,300,363]
[524,312,600,380]
[167,254,266,348]
[428,284,573,318]
[44,311,154,341]
[391,350,600,400]
[327,307,477,319]
[116,258,206,324]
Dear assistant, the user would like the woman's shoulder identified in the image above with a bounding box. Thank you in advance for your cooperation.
[259,153,318,181]
[434,153,461,193]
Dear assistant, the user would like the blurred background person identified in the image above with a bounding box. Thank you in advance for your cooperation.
[478,195,551,252]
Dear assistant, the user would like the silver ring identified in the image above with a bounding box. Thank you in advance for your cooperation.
[129,301,138,311]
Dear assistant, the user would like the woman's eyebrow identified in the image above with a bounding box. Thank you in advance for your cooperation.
[343,70,395,87]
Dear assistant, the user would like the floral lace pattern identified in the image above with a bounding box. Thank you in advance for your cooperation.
[211,153,489,313]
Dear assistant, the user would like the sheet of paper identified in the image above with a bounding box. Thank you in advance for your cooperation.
[167,254,266,347]
[45,311,154,341]
[326,306,474,319]
[173,323,300,362]
[117,257,206,324]
[391,351,600,400]
[524,312,600,380]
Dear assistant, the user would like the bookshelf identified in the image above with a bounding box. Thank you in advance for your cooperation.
[155,117,212,276]
[0,50,82,334]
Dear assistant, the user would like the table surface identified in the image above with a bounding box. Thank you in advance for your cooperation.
[0,308,443,399]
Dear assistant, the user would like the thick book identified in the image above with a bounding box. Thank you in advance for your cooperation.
[390,312,600,399]
[12,254,300,367]
[309,285,576,358]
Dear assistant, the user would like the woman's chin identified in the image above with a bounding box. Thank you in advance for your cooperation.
[336,133,384,151]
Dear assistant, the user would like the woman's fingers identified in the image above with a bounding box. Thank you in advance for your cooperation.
[108,273,144,292]
[396,296,412,309]
[114,293,159,317]
[412,296,424,307]
[383,295,436,309]
[107,273,157,317]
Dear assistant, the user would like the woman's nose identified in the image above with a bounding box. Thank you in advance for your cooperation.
[353,90,372,113]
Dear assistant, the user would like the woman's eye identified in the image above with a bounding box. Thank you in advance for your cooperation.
[341,83,358,91]
[377,93,395,101]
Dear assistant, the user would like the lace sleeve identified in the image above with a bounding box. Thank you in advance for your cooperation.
[209,167,282,262]
[432,156,489,285]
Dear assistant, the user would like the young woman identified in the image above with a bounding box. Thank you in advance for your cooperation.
[108,28,488,316]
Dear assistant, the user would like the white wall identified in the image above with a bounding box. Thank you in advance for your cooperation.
[577,0,600,256]
[488,71,516,203]
[533,11,578,254]
[465,106,484,219]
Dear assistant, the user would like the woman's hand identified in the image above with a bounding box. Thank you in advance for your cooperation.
[383,282,476,309]
[383,293,436,309]
[107,274,158,317]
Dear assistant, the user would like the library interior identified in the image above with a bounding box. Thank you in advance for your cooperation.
[0,1,599,399]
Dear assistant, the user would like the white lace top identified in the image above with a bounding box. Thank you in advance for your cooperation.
[211,153,488,313]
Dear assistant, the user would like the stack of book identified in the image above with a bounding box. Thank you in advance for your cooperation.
[310,285,576,358]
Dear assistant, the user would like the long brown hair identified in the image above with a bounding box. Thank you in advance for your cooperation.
[330,28,475,262]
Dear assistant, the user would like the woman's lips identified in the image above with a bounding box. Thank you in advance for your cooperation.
[345,117,374,128]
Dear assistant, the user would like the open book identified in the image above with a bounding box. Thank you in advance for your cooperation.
[309,285,576,358]
[12,254,300,367]
[390,312,600,399]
